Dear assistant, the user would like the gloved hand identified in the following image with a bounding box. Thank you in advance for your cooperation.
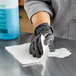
[29,23,54,58]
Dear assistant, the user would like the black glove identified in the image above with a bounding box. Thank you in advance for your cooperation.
[29,23,54,58]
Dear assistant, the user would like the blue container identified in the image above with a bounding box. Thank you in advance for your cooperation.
[0,0,19,40]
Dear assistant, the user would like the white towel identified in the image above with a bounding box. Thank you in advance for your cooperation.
[5,35,72,65]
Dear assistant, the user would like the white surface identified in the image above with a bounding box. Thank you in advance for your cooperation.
[5,35,72,65]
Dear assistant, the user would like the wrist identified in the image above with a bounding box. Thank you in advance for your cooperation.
[31,11,51,28]
[34,23,53,36]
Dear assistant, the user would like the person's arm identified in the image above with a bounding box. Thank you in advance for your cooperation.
[31,11,51,28]
[24,0,54,58]
[24,0,53,24]
[29,12,54,58]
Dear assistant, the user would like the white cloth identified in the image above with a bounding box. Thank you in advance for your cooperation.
[5,35,49,65]
[5,35,72,65]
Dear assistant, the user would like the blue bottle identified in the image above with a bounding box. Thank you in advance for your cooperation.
[0,0,19,40]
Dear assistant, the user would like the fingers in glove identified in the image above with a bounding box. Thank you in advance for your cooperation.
[48,42,55,52]
[37,35,43,56]
[29,36,41,58]
[33,37,39,57]
[35,35,41,58]
[29,41,36,57]
[29,35,43,58]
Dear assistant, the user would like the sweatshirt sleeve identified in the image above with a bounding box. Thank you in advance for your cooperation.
[24,0,53,23]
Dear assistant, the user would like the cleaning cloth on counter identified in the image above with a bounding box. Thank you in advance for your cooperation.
[5,35,49,65]
[5,35,72,65]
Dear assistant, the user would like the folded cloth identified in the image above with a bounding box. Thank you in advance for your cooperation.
[5,35,49,65]
[5,35,72,65]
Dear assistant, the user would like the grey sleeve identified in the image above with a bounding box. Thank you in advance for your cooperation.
[24,0,53,23]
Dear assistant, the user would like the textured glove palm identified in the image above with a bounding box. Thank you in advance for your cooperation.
[29,23,54,58]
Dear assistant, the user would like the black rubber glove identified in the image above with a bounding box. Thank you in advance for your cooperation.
[29,23,54,58]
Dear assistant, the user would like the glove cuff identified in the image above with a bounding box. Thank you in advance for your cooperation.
[34,23,53,36]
